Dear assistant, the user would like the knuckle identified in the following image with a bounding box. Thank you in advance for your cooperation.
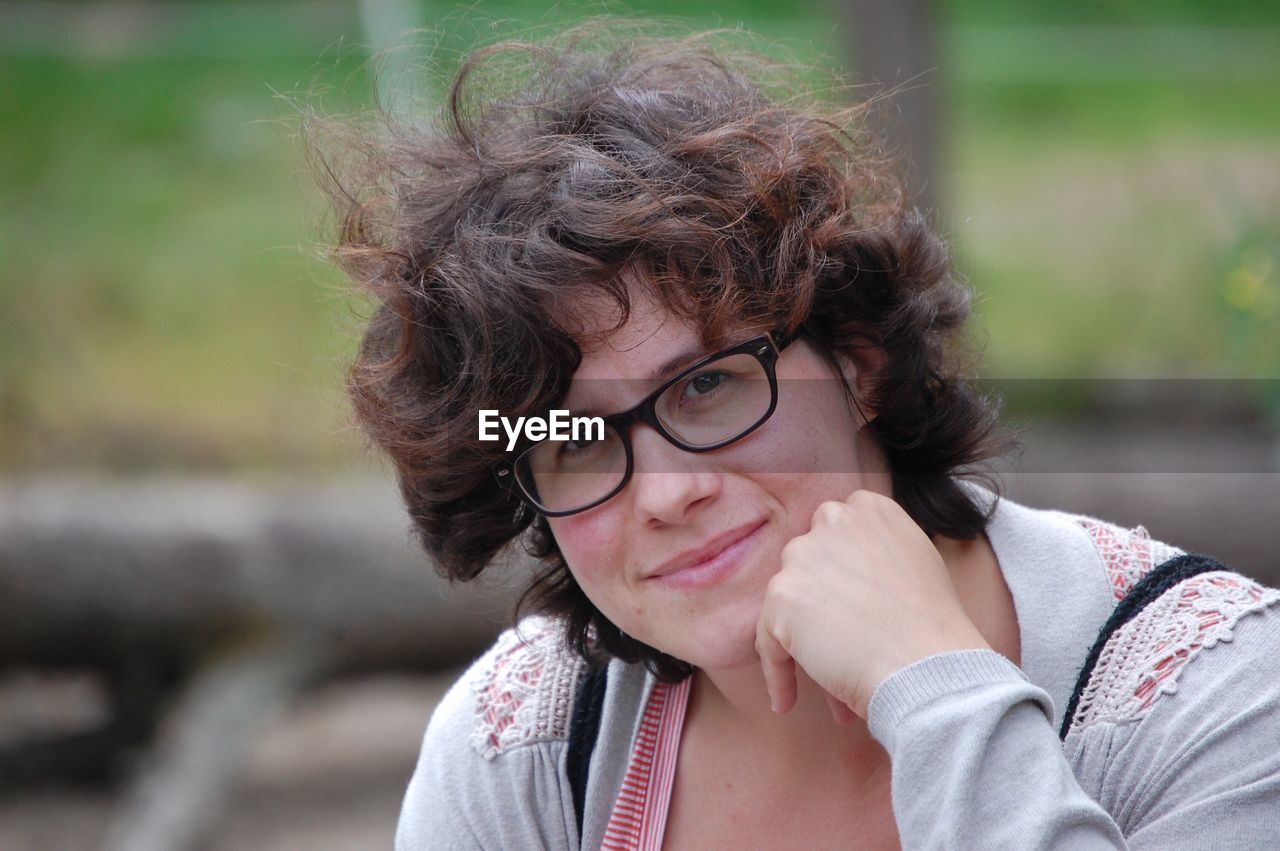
[813,500,846,525]
[778,542,815,576]
[780,536,807,562]
[765,570,797,603]
[848,488,878,507]
[850,488,895,517]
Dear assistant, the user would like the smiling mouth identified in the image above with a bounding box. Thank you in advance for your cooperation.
[645,519,768,590]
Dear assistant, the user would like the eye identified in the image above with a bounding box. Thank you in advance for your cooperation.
[554,429,616,462]
[680,370,730,402]
[557,438,591,456]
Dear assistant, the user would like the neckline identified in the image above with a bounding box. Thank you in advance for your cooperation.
[978,488,1117,730]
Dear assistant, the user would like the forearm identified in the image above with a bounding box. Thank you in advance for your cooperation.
[867,649,1125,850]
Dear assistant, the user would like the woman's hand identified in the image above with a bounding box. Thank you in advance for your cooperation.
[755,489,992,722]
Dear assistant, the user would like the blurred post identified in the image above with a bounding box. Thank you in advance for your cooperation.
[101,643,318,851]
[830,0,944,217]
[359,0,421,109]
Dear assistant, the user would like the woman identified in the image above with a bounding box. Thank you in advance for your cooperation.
[315,24,1280,849]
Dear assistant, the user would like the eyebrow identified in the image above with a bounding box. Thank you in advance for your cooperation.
[569,343,712,418]
[649,343,711,383]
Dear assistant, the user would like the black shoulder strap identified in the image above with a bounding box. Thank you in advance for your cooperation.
[1059,552,1229,739]
[567,662,609,840]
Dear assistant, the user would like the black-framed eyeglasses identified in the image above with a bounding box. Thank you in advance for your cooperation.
[492,330,797,517]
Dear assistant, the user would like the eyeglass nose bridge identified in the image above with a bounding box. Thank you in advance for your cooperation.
[599,393,679,455]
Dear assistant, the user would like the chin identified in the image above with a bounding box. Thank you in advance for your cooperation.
[627,556,777,671]
[675,612,763,671]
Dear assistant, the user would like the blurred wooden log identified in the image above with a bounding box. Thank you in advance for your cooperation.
[0,475,526,825]
[0,476,522,675]
[993,422,1280,586]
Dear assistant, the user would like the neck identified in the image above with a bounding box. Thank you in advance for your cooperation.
[689,661,886,774]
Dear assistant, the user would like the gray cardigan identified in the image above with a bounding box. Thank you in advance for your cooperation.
[396,494,1280,849]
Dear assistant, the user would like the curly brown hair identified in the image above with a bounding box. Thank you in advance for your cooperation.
[310,21,1009,682]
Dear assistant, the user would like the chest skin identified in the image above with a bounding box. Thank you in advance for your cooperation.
[660,711,902,851]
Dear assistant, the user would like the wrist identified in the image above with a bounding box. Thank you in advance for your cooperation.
[872,627,994,698]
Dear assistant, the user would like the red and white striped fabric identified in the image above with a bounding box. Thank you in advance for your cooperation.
[600,677,691,850]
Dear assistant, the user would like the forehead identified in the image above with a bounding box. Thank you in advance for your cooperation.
[570,298,691,378]
[564,287,703,382]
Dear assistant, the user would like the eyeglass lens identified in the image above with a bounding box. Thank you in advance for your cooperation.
[517,350,774,513]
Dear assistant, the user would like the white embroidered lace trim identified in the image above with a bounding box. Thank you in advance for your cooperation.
[1075,518,1184,601]
[1070,572,1280,731]
[469,619,586,761]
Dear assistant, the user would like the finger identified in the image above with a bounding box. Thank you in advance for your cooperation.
[824,690,858,726]
[755,626,798,715]
[810,499,848,531]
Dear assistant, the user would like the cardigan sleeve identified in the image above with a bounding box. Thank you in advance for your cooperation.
[866,649,1127,849]
[866,592,1280,850]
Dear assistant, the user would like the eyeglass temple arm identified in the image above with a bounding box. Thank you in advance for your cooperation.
[772,325,802,351]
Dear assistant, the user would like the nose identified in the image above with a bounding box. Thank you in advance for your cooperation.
[627,426,721,526]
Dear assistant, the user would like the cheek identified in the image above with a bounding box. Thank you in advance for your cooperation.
[548,511,656,634]
[547,510,626,593]
[715,385,882,529]
[734,382,864,477]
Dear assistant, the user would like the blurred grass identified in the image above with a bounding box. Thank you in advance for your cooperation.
[0,49,378,471]
[1,0,1277,472]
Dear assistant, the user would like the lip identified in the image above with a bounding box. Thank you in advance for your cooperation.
[645,519,768,590]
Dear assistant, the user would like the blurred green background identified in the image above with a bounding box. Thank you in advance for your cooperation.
[2,0,1278,474]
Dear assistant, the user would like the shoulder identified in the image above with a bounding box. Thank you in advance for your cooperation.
[1032,506,1280,730]
[1063,512,1186,601]
[1067,559,1280,732]
[467,616,591,759]
[1060,560,1280,840]
[986,491,1279,732]
[395,616,589,850]
[418,614,589,762]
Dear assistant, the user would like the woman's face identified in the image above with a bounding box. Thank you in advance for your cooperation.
[549,291,892,671]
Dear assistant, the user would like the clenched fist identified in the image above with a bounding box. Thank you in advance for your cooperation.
[755,489,992,722]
